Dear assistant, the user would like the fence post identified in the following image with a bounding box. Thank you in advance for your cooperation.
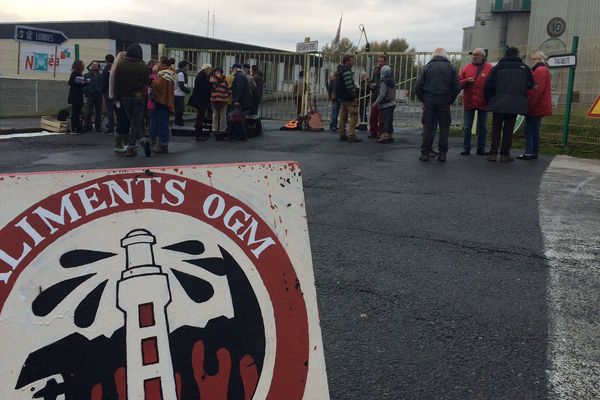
[562,36,579,146]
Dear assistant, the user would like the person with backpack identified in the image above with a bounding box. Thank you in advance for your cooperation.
[371,65,396,143]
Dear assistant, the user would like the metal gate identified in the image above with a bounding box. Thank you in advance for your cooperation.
[164,47,466,127]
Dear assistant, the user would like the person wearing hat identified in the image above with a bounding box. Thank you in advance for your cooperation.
[229,63,251,140]
[210,67,231,139]
[189,63,213,140]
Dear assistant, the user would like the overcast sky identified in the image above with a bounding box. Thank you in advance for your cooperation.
[0,0,475,51]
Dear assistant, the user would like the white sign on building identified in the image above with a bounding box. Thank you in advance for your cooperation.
[18,42,75,74]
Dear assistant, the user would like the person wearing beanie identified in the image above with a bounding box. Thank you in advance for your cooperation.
[112,43,149,156]
[484,46,534,162]
[210,67,231,138]
[189,63,213,140]
[371,65,396,143]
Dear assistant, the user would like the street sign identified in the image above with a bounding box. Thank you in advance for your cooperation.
[296,40,319,53]
[0,163,329,399]
[587,94,600,119]
[547,53,577,68]
[14,25,68,45]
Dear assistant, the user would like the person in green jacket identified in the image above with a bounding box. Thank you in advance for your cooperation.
[336,55,361,142]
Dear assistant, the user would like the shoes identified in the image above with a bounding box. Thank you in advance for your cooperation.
[356,124,368,131]
[438,153,447,162]
[329,127,338,132]
[419,152,430,161]
[460,151,470,155]
[368,134,378,139]
[339,135,348,142]
[487,153,498,162]
[377,133,391,143]
[114,146,127,153]
[499,155,515,162]
[152,144,168,154]
[346,136,362,142]
[476,150,490,156]
[215,133,227,141]
[196,135,209,141]
[517,154,537,160]
[126,147,137,157]
[429,149,439,156]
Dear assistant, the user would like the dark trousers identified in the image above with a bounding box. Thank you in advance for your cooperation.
[84,94,103,131]
[116,105,130,136]
[175,96,185,125]
[228,107,249,140]
[490,113,517,156]
[251,94,262,115]
[380,105,395,134]
[70,103,82,131]
[104,94,115,131]
[194,103,209,137]
[121,97,145,147]
[329,99,340,130]
[421,103,451,153]
[369,105,382,136]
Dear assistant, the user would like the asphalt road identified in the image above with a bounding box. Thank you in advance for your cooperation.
[0,122,598,400]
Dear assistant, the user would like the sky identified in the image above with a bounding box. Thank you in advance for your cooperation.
[0,0,476,51]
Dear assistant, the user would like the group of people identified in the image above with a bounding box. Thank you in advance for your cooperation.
[67,43,265,157]
[328,46,552,162]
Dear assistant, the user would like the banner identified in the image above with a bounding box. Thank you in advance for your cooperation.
[19,42,75,74]
[0,163,329,399]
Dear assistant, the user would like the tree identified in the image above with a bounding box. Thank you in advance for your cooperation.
[322,37,357,64]
[363,37,415,53]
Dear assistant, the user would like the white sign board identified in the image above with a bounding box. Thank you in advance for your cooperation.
[296,41,319,53]
[0,162,329,399]
[547,53,577,68]
[18,42,75,74]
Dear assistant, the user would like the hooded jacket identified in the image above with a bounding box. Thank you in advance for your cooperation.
[373,65,396,109]
[232,70,252,109]
[112,44,148,100]
[527,62,552,117]
[336,64,357,101]
[415,56,461,105]
[460,61,492,110]
[484,55,534,114]
[152,66,176,114]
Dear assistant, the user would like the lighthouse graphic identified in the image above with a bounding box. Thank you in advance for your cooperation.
[117,229,177,400]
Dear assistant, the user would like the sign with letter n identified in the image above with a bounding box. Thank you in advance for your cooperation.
[0,162,329,399]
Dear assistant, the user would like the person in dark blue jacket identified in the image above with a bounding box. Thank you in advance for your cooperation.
[484,47,534,162]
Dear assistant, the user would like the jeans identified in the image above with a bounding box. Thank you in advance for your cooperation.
[104,94,115,131]
[463,109,488,153]
[338,100,358,137]
[155,104,170,145]
[524,116,541,155]
[148,108,158,142]
[380,105,395,134]
[421,103,451,153]
[121,97,145,147]
[490,113,517,156]
[330,99,340,130]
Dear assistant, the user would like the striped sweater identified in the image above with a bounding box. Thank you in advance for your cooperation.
[210,76,231,104]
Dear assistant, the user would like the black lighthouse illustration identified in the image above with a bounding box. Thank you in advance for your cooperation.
[117,229,177,400]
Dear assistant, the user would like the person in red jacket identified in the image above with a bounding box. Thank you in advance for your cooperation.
[459,48,493,155]
[518,51,552,160]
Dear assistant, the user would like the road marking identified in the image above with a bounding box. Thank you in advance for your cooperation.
[0,131,66,139]
[539,155,600,399]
